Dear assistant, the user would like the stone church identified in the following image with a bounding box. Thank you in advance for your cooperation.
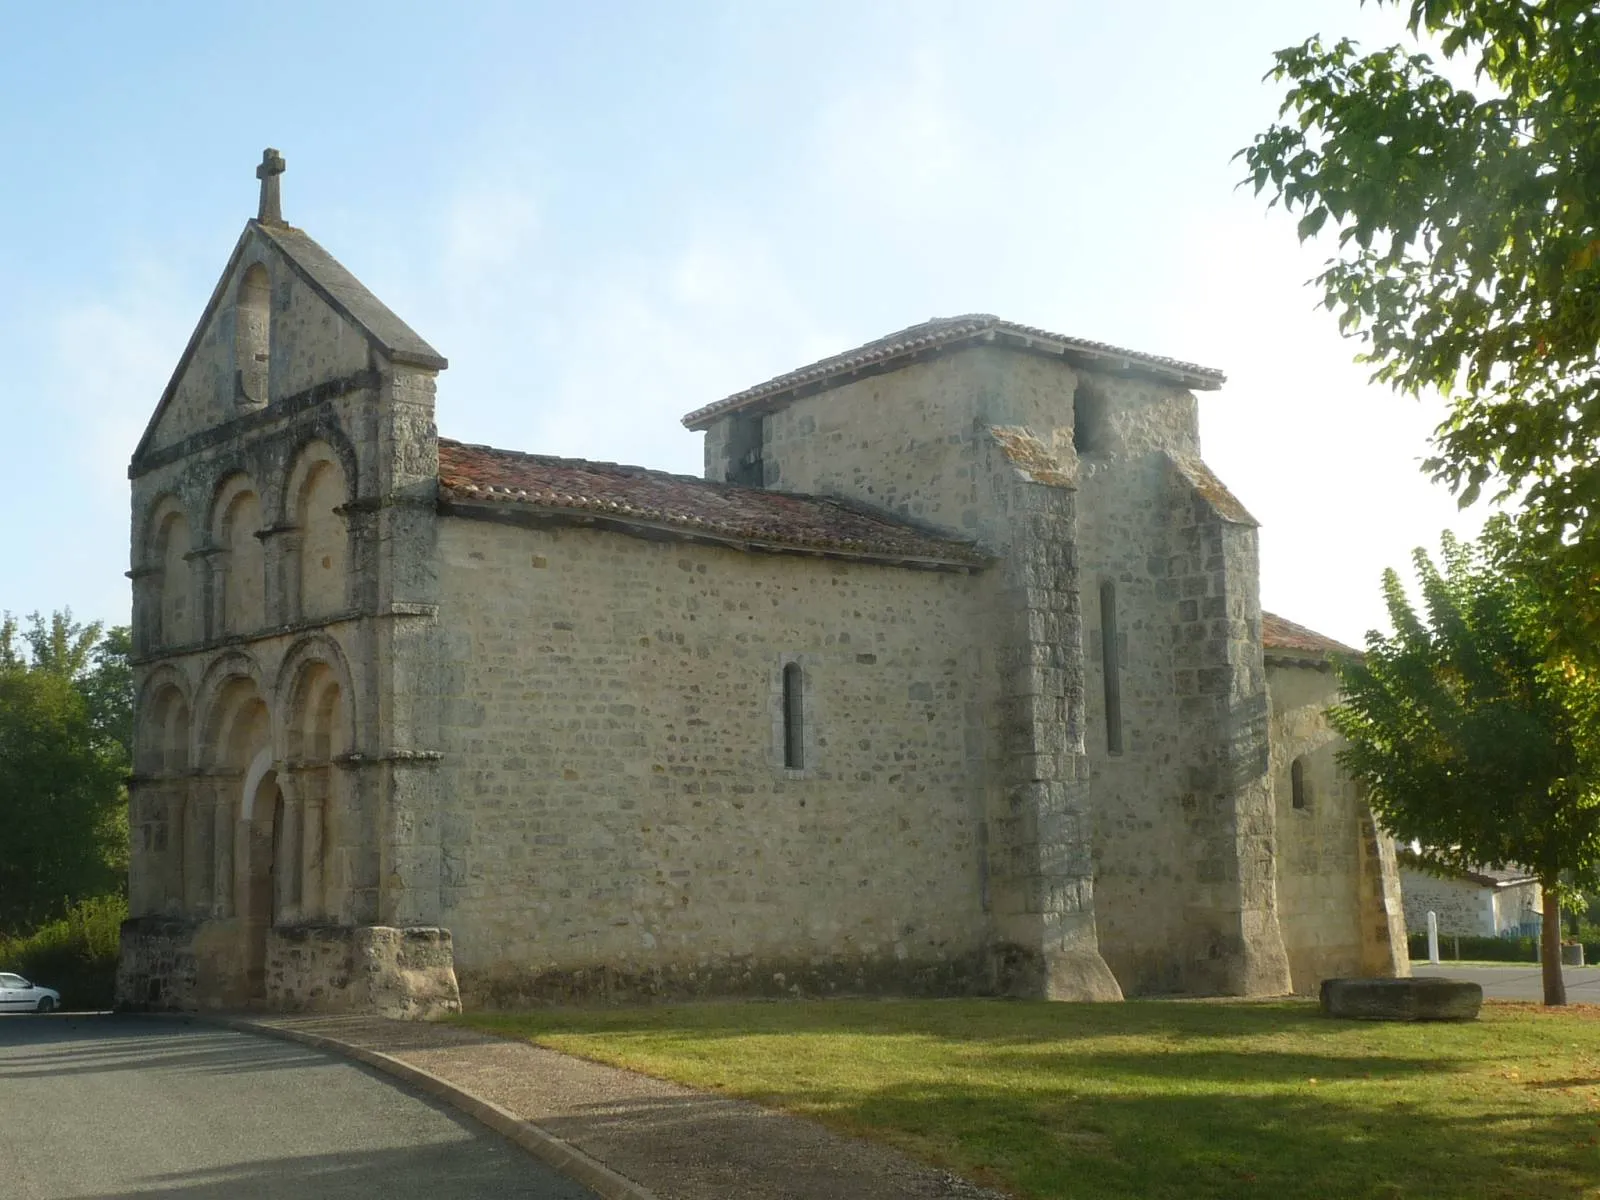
[117,152,1408,1015]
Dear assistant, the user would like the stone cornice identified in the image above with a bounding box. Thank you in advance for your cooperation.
[130,602,437,667]
[336,750,444,769]
[129,370,379,478]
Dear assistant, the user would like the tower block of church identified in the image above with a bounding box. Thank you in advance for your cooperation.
[118,151,460,1013]
[118,155,1403,1015]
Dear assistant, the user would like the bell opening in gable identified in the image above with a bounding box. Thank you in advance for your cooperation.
[726,412,766,487]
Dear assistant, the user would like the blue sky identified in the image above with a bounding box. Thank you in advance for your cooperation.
[0,1,1482,645]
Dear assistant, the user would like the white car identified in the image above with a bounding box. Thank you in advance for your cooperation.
[0,972,60,1014]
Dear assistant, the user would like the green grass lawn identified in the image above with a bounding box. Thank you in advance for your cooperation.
[454,999,1600,1200]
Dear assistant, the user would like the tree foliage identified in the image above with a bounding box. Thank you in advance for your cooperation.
[1241,1,1600,627]
[0,612,132,934]
[1331,524,1600,1001]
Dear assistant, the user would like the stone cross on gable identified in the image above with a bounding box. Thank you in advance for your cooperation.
[256,148,286,224]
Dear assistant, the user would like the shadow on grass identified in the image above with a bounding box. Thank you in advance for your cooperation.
[460,1000,1600,1199]
[813,1076,1600,1200]
[500,1064,1598,1200]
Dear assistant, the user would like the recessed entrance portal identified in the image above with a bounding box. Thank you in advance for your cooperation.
[240,749,282,1001]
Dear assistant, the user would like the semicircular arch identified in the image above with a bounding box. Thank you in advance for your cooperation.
[284,436,356,622]
[193,651,271,769]
[278,431,359,527]
[274,633,357,762]
[135,665,193,775]
[139,492,193,569]
[205,470,262,545]
[207,470,267,636]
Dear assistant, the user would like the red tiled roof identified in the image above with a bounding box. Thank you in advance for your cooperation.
[681,314,1226,429]
[1262,611,1360,660]
[437,439,987,568]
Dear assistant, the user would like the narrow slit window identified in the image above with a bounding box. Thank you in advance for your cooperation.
[782,662,805,769]
[1074,382,1106,455]
[235,263,271,409]
[1100,581,1123,755]
[1291,756,1309,810]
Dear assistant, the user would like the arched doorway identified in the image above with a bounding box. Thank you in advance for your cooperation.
[198,668,274,1005]
[285,656,350,922]
[240,748,287,1002]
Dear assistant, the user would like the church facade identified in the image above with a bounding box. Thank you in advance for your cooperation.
[117,155,1407,1015]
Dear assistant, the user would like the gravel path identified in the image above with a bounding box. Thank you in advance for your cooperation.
[244,1013,1009,1200]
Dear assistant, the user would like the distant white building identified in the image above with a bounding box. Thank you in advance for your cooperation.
[1400,856,1542,938]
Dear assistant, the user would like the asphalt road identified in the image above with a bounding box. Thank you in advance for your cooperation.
[0,1014,597,1199]
[1411,961,1600,1002]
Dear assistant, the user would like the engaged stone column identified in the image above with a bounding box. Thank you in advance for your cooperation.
[185,783,216,917]
[167,779,191,915]
[277,778,303,923]
[257,525,300,627]
[201,773,240,918]
[195,546,228,643]
[301,786,325,921]
[126,777,155,917]
[127,566,161,655]
[212,793,234,918]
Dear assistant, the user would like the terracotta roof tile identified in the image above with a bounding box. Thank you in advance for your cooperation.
[1262,611,1360,660]
[437,439,987,568]
[681,314,1225,429]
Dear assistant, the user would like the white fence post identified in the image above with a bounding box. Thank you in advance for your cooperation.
[1427,910,1441,965]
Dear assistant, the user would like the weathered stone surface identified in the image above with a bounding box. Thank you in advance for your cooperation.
[116,916,199,1011]
[123,166,1408,1013]
[1320,976,1483,1021]
[267,925,461,1019]
[1270,660,1410,992]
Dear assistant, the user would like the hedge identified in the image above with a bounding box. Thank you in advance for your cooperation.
[0,894,125,1010]
[1406,931,1600,964]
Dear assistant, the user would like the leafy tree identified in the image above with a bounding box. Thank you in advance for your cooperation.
[0,612,132,934]
[1332,526,1600,1004]
[1241,1,1600,636]
[80,624,133,766]
[2,612,133,762]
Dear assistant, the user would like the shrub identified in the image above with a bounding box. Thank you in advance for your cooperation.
[0,894,126,1010]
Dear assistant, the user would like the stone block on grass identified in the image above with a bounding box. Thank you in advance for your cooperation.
[1320,976,1482,1022]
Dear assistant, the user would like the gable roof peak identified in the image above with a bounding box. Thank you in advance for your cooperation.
[681,314,1225,430]
[131,213,447,469]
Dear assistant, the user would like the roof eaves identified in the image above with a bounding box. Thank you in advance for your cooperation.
[681,315,1225,430]
[438,484,989,570]
[253,221,448,371]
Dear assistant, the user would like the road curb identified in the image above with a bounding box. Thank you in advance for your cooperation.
[207,1016,658,1200]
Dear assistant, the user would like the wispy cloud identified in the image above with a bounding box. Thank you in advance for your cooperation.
[3,260,193,623]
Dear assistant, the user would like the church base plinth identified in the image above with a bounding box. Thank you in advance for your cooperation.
[116,916,201,1012]
[992,940,1124,1002]
[266,925,461,1019]
[116,917,460,1018]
